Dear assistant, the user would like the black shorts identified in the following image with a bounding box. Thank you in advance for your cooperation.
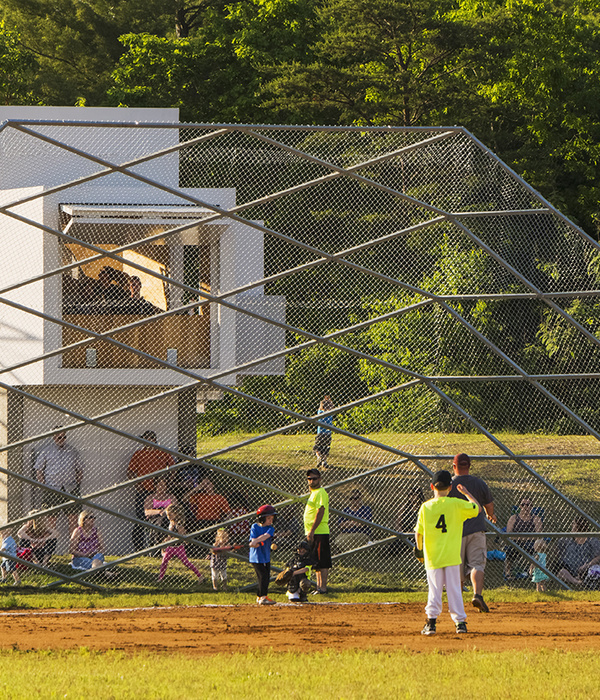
[313,433,331,457]
[312,533,332,570]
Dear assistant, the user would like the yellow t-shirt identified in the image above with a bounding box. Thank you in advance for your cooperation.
[415,496,478,570]
[304,487,329,535]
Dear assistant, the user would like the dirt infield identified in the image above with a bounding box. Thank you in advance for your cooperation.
[1,601,599,655]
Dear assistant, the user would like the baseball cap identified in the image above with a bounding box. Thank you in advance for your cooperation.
[453,453,470,469]
[306,468,321,478]
[432,470,452,488]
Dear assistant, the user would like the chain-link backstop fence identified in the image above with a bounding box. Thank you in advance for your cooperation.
[0,115,599,594]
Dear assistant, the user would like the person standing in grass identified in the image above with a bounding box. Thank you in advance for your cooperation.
[313,395,334,468]
[0,526,21,585]
[415,470,480,636]
[127,431,176,552]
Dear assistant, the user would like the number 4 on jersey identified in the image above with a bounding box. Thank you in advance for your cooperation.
[435,514,447,533]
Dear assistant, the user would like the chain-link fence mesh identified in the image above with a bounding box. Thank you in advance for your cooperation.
[0,117,599,594]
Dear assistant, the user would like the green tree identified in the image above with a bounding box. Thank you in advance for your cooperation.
[262,0,503,125]
[110,0,320,123]
[109,32,258,122]
[0,0,178,104]
[0,21,39,104]
[462,0,600,238]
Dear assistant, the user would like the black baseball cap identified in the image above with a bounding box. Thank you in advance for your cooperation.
[306,468,321,478]
[432,470,452,488]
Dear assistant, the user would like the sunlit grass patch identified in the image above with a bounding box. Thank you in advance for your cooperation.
[0,648,597,699]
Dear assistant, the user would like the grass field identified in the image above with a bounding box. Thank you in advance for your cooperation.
[198,430,600,474]
[199,430,600,514]
[1,586,599,611]
[0,648,596,699]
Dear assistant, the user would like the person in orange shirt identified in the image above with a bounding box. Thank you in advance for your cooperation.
[186,476,230,531]
[127,431,175,552]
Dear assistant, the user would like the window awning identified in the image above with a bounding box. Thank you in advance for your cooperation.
[60,204,215,226]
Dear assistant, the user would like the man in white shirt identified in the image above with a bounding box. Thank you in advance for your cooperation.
[35,428,84,534]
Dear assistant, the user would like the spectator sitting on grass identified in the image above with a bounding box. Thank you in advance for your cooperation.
[17,513,59,568]
[186,475,230,530]
[70,511,113,577]
[227,491,251,543]
[504,497,542,580]
[555,516,600,588]
[0,525,21,585]
[389,487,425,556]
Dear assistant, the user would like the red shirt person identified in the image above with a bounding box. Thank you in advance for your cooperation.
[187,477,230,529]
[127,431,175,552]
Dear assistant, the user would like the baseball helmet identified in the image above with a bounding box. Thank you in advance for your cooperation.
[256,504,278,522]
[297,540,311,551]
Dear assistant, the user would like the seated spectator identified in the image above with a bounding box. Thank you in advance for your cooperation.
[504,497,542,579]
[17,513,59,568]
[144,477,178,553]
[334,489,373,551]
[171,445,202,503]
[186,476,230,530]
[0,525,21,585]
[555,516,600,588]
[227,491,251,543]
[388,487,425,556]
[127,276,161,316]
[76,271,101,304]
[97,266,130,304]
[70,510,112,576]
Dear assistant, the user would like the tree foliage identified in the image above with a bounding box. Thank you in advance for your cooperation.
[109,31,259,122]
[263,0,505,126]
[0,21,39,104]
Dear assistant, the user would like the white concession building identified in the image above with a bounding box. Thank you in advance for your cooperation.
[0,106,285,551]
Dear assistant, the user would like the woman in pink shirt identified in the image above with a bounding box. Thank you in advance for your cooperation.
[70,511,106,571]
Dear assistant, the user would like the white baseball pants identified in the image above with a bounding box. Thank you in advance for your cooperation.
[425,564,466,623]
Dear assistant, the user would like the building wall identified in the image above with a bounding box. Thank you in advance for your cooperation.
[18,385,179,554]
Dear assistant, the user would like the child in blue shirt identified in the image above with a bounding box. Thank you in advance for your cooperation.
[530,538,550,592]
[1,526,21,585]
[250,505,277,605]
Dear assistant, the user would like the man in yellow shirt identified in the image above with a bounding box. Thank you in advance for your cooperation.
[304,468,331,595]
[415,470,480,635]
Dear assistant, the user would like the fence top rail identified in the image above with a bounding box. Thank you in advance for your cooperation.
[1,119,465,133]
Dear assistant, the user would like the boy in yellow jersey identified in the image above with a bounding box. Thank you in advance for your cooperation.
[415,470,480,635]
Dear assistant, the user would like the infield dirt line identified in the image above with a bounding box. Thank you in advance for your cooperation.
[1,602,599,655]
[0,601,399,617]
